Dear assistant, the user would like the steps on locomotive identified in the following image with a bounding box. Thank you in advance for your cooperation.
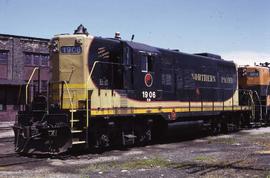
[122,131,137,146]
[69,110,88,146]
[249,122,264,128]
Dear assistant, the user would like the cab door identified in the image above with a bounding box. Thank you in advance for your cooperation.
[122,45,133,90]
[133,51,161,101]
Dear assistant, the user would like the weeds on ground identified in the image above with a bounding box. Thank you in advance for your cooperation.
[193,155,216,164]
[207,137,237,145]
[80,156,172,174]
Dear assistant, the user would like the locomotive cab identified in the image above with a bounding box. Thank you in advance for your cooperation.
[238,65,270,122]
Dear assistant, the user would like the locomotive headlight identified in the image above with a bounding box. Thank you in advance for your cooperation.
[49,40,59,53]
[242,68,247,76]
[75,38,83,45]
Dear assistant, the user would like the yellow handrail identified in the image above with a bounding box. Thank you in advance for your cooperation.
[25,67,39,105]
[85,61,128,127]
[62,81,74,110]
[49,80,74,110]
[50,80,75,128]
[85,61,100,128]
[62,80,75,128]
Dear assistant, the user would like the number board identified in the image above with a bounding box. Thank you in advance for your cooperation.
[60,46,82,54]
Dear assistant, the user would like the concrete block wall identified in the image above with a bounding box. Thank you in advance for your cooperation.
[0,34,50,121]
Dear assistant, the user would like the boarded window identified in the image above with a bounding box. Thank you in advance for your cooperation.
[33,80,39,92]
[0,104,6,111]
[33,54,40,65]
[24,53,32,65]
[0,88,6,111]
[0,50,8,64]
[41,55,49,66]
[41,80,47,91]
[24,52,49,66]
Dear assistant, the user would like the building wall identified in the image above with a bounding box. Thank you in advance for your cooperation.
[0,34,50,121]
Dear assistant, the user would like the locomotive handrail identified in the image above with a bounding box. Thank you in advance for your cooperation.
[25,67,39,105]
[49,80,75,128]
[253,90,263,121]
[62,80,74,110]
[49,80,74,109]
[62,80,75,128]
[85,60,132,127]
[182,87,253,113]
[244,90,256,119]
[85,60,100,128]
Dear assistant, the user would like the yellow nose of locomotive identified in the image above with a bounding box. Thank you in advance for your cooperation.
[49,32,93,110]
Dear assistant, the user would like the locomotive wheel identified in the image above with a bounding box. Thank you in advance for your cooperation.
[210,119,221,135]
[220,121,228,133]
[134,119,153,146]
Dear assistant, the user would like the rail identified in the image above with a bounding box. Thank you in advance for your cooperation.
[85,61,99,128]
[62,81,74,111]
[49,80,75,128]
[253,90,263,121]
[170,87,255,116]
[25,67,39,105]
[85,61,130,127]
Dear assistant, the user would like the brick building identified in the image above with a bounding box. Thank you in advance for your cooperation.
[0,34,50,121]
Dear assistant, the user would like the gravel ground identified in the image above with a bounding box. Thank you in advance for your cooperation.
[1,122,270,178]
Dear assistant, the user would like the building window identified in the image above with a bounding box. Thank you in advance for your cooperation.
[0,50,8,64]
[41,80,47,91]
[33,80,39,92]
[33,54,40,66]
[41,55,49,66]
[13,105,19,110]
[24,52,49,66]
[0,104,6,111]
[24,53,32,65]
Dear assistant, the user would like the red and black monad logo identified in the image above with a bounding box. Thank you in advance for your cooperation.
[144,73,153,87]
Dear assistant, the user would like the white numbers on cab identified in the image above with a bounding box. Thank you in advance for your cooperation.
[142,91,156,99]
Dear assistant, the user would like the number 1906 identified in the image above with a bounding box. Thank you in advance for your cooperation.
[142,91,156,99]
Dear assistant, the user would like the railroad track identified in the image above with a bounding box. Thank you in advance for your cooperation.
[0,153,19,159]
[0,152,44,168]
[0,137,13,143]
[0,150,76,168]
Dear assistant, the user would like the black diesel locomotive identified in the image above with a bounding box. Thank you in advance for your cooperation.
[13,25,262,154]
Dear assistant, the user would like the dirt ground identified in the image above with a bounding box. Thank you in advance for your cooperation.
[1,122,270,178]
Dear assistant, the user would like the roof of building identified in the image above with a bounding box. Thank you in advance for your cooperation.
[0,33,49,41]
[0,79,26,86]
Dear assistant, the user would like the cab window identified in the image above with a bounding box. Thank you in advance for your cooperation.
[141,54,154,72]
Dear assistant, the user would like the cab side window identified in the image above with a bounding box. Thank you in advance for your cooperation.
[141,53,154,72]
